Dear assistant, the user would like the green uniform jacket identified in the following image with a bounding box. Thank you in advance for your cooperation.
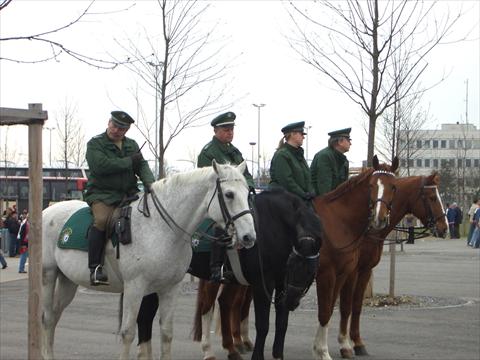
[310,146,349,196]
[197,136,254,188]
[269,143,313,199]
[84,132,155,206]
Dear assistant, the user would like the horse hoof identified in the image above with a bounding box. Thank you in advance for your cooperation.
[340,348,354,359]
[354,345,369,356]
[235,343,246,354]
[243,341,254,352]
[227,352,243,360]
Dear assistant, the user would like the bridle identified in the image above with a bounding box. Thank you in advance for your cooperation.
[367,170,396,228]
[138,176,252,243]
[206,177,253,242]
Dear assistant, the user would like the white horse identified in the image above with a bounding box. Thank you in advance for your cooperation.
[41,161,256,360]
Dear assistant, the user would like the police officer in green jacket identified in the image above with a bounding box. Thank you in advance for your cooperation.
[84,110,154,285]
[197,111,254,282]
[269,121,315,201]
[310,127,351,196]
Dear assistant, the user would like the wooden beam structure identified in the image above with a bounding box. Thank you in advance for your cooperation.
[0,103,48,360]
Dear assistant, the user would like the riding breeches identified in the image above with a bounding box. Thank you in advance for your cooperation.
[91,201,116,232]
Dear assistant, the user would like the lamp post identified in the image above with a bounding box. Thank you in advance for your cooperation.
[148,61,163,179]
[252,103,265,187]
[305,125,312,163]
[249,142,256,181]
[45,126,55,167]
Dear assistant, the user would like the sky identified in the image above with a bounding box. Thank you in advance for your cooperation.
[0,0,479,174]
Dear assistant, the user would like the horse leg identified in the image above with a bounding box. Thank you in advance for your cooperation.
[272,289,290,360]
[239,286,253,352]
[137,293,159,360]
[229,286,249,355]
[312,269,335,360]
[338,273,357,359]
[157,284,182,360]
[350,268,373,356]
[119,284,144,360]
[251,282,273,360]
[193,279,220,360]
[218,285,242,360]
[42,270,78,360]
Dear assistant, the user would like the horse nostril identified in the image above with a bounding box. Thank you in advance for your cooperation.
[243,235,251,243]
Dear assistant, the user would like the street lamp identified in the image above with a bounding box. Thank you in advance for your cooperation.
[45,126,55,167]
[249,142,256,181]
[252,103,265,187]
[148,61,164,179]
[305,125,312,163]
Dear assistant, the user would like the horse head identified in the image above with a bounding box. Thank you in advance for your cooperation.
[368,155,398,231]
[207,160,256,249]
[283,198,323,311]
[403,172,448,238]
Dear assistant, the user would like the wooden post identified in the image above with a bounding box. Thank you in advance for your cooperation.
[0,103,47,359]
[28,103,43,360]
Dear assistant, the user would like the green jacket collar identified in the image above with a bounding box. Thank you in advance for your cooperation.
[212,136,235,153]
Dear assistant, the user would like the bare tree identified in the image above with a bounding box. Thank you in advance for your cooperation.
[287,0,464,165]
[113,0,235,179]
[0,0,131,69]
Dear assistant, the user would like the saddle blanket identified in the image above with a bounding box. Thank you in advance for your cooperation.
[191,218,216,253]
[57,207,117,251]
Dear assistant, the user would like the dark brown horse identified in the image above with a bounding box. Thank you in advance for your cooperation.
[192,156,398,360]
[332,173,448,359]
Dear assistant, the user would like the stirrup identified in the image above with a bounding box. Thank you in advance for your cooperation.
[90,265,109,286]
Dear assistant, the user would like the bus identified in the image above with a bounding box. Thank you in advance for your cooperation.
[0,166,89,213]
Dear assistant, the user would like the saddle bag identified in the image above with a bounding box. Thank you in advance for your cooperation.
[115,205,133,245]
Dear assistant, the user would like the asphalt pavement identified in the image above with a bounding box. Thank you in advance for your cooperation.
[0,237,479,360]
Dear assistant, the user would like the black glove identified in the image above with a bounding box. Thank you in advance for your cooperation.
[131,153,143,172]
[144,183,152,193]
[248,186,256,196]
[303,192,316,201]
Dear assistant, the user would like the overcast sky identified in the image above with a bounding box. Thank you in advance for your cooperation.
[1,0,479,171]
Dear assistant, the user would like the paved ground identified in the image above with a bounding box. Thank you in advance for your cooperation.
[0,237,479,360]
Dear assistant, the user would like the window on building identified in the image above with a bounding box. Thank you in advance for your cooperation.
[424,159,430,167]
[433,159,439,167]
[457,139,463,148]
[449,140,455,149]
[433,140,438,148]
[408,159,414,168]
[474,159,479,168]
[441,140,447,149]
[416,140,422,149]
[457,159,463,168]
[466,159,471,167]
[440,159,447,167]
[401,159,406,168]
[416,159,422,167]
[448,159,454,167]
[465,140,472,149]
[424,140,430,148]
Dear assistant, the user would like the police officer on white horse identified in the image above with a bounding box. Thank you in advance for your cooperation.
[84,110,154,285]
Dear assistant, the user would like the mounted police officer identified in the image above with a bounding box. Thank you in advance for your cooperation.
[310,127,351,196]
[269,121,315,202]
[84,110,154,286]
[197,111,255,283]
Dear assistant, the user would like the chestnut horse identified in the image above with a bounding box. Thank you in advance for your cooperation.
[334,173,448,359]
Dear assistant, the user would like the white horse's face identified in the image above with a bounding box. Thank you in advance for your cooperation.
[208,161,256,249]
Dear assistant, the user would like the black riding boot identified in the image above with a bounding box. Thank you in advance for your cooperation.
[88,226,109,286]
[210,229,233,283]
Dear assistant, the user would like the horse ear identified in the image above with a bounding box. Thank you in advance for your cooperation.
[372,155,379,169]
[237,161,246,174]
[212,159,219,174]
[431,171,440,185]
[391,156,399,172]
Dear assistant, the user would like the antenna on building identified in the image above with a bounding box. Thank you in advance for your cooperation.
[465,78,468,125]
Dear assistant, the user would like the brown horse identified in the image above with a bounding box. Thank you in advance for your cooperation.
[311,157,399,360]
[192,156,398,360]
[333,173,448,359]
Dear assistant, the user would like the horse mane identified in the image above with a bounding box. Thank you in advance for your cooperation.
[321,167,374,202]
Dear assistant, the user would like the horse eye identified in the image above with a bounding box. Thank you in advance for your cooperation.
[225,191,234,199]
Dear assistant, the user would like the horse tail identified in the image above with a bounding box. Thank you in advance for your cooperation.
[192,279,204,341]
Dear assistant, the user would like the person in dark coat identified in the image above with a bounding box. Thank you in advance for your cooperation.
[84,110,154,285]
[310,127,351,196]
[269,121,314,201]
[5,211,20,257]
[197,111,254,283]
[446,203,457,239]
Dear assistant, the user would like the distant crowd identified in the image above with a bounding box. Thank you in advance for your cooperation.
[0,205,30,272]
